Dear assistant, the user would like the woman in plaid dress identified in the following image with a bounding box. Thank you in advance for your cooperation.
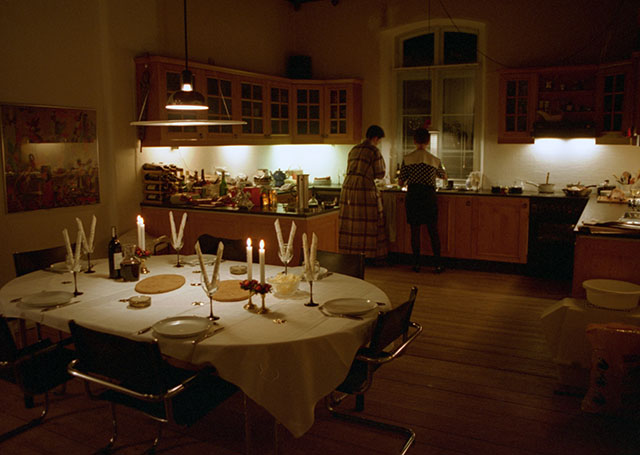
[338,125,388,260]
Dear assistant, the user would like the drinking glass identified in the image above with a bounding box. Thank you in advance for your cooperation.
[66,255,83,296]
[304,260,320,307]
[200,272,220,322]
[278,243,293,274]
[172,240,184,267]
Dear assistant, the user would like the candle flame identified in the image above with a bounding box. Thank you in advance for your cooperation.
[259,239,265,249]
[247,237,252,247]
[137,215,144,225]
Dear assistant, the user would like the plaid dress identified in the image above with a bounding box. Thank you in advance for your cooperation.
[338,140,388,259]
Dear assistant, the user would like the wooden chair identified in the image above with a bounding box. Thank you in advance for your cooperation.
[67,320,238,454]
[326,286,421,455]
[300,249,365,279]
[196,234,248,262]
[0,316,75,443]
[13,245,70,277]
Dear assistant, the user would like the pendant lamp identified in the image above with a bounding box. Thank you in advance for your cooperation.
[130,0,245,128]
[166,0,206,111]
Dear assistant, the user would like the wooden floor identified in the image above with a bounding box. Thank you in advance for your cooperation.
[2,264,639,454]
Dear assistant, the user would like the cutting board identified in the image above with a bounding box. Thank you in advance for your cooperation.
[213,280,250,302]
[135,274,186,294]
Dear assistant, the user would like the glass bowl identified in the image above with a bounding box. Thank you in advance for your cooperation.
[268,273,302,296]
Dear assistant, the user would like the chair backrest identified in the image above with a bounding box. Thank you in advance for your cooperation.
[196,234,247,262]
[13,245,70,277]
[0,316,18,363]
[68,320,168,395]
[299,249,365,279]
[368,286,418,353]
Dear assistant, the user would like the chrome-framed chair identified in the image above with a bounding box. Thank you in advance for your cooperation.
[67,320,238,454]
[326,286,421,455]
[0,315,75,443]
[299,249,366,279]
[196,234,248,262]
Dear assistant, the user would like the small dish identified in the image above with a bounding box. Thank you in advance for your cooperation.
[322,298,377,316]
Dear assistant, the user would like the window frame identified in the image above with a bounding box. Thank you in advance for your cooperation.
[392,23,483,180]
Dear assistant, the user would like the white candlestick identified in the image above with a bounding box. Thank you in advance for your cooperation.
[246,238,253,281]
[259,239,265,284]
[136,215,145,250]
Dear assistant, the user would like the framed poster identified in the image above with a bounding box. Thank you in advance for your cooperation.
[1,103,99,213]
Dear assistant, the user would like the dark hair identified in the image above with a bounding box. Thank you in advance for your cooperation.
[366,125,385,140]
[413,127,430,145]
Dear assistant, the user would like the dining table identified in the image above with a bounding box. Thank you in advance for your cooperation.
[0,254,390,439]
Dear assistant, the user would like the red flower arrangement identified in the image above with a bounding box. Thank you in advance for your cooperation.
[135,246,151,258]
[239,279,272,295]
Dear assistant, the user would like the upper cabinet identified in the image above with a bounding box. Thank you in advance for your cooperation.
[498,60,636,143]
[135,55,362,147]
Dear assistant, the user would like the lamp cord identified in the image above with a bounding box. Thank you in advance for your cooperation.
[183,0,189,71]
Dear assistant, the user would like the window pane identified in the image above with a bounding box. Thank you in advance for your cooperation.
[402,34,434,67]
[402,79,431,114]
[443,32,477,64]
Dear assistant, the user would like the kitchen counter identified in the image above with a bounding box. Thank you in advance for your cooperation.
[140,202,338,218]
[140,204,339,265]
[574,195,639,237]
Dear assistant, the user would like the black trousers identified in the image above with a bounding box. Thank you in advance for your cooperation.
[405,184,441,263]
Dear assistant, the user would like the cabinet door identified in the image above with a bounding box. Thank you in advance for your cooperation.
[451,196,473,258]
[498,73,536,143]
[471,197,529,263]
[267,82,292,139]
[419,195,452,257]
[596,63,633,136]
[324,83,362,143]
[202,71,237,141]
[293,85,324,142]
[239,77,267,138]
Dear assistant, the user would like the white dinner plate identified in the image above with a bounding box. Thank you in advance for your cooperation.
[21,290,74,307]
[180,254,217,266]
[152,316,211,338]
[322,298,377,316]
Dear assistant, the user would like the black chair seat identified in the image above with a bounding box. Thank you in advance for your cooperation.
[196,234,248,262]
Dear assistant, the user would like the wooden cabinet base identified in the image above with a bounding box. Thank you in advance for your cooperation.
[141,206,339,266]
[572,235,640,298]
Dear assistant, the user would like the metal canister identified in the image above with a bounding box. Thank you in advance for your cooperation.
[296,174,309,211]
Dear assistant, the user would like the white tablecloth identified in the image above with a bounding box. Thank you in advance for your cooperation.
[540,298,640,370]
[0,256,389,438]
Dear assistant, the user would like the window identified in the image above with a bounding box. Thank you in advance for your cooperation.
[396,27,480,179]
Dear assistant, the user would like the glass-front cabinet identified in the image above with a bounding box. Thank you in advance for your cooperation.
[135,55,362,146]
[498,71,537,143]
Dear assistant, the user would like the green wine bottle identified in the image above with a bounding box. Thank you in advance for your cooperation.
[219,171,228,196]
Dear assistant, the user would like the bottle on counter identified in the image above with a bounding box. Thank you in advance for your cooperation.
[108,226,123,279]
[219,171,228,196]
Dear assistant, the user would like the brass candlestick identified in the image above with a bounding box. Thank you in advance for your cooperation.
[244,292,257,312]
[257,293,270,314]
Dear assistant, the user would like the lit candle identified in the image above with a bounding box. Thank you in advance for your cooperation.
[136,215,145,250]
[246,238,253,281]
[259,239,265,284]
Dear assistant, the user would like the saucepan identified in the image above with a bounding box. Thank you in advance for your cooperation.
[525,172,555,193]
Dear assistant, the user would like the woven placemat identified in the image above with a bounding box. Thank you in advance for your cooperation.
[135,274,186,294]
[213,280,249,302]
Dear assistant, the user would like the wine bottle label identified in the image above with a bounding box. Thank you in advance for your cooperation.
[113,252,123,269]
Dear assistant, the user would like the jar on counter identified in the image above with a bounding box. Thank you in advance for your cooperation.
[120,244,140,282]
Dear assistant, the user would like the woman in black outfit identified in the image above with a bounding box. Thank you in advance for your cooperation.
[398,128,447,273]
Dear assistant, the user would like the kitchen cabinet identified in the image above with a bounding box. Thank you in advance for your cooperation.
[135,55,361,147]
[388,193,528,264]
[470,196,529,264]
[498,71,537,143]
[498,61,635,143]
[293,81,362,144]
[633,52,640,136]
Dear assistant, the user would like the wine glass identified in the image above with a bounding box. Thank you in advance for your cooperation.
[200,272,220,322]
[66,254,83,296]
[304,260,320,307]
[278,243,293,274]
[172,239,184,267]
